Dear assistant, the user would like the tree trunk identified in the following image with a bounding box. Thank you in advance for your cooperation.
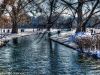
[82,25,86,32]
[0,0,7,17]
[11,6,18,33]
[76,0,83,33]
[81,0,99,32]
[12,21,18,33]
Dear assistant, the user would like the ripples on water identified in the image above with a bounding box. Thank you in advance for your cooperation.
[0,35,100,75]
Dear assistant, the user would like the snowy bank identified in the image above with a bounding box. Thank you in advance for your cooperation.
[72,32,100,58]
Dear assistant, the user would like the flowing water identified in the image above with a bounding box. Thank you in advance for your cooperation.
[0,34,100,75]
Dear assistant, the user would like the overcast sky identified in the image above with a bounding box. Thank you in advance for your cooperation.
[0,0,3,4]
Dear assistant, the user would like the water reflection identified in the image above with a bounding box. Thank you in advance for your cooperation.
[49,41,59,75]
[12,38,18,45]
[0,35,100,75]
[51,41,100,75]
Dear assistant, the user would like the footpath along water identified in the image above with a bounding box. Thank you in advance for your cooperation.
[0,34,100,75]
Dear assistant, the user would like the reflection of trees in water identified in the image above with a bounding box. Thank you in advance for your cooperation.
[77,53,100,74]
[12,38,18,45]
[9,36,34,73]
[49,41,59,75]
[10,45,27,72]
[9,35,50,74]
[12,36,34,47]
[78,53,99,64]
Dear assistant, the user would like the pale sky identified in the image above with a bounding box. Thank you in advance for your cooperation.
[0,0,3,4]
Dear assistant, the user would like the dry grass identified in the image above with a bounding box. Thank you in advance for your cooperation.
[76,34,100,52]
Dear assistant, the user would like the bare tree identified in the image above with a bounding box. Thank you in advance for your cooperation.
[0,0,34,33]
[61,0,100,32]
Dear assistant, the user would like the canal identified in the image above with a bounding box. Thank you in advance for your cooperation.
[0,35,100,75]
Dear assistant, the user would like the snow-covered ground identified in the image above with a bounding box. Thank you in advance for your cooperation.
[0,28,36,34]
[51,28,100,58]
[71,30,100,58]
[0,28,46,46]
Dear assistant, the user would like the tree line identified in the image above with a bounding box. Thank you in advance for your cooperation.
[0,0,100,33]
